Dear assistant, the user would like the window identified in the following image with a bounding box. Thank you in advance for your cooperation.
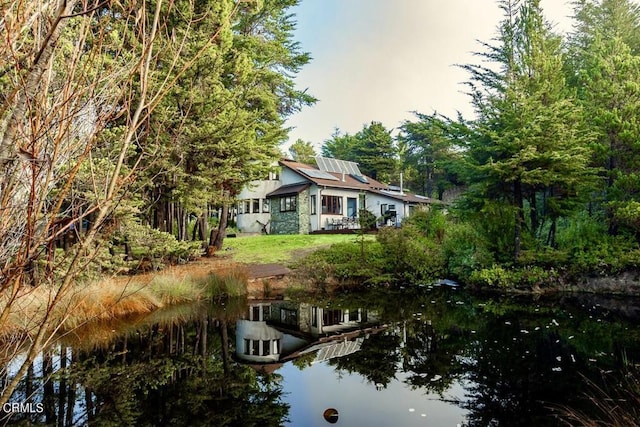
[252,305,261,321]
[323,309,342,326]
[280,308,298,326]
[262,340,271,356]
[252,340,260,356]
[274,339,281,354]
[244,200,251,214]
[262,198,270,213]
[310,195,317,215]
[347,197,357,217]
[322,195,342,215]
[349,309,359,321]
[280,195,296,212]
[244,339,251,355]
[380,203,388,216]
[311,306,318,327]
[252,199,260,213]
[238,202,244,214]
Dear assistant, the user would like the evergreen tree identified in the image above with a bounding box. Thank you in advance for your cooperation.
[397,113,459,199]
[321,128,360,161]
[569,0,640,237]
[459,0,595,260]
[289,139,317,164]
[140,0,315,247]
[354,121,398,183]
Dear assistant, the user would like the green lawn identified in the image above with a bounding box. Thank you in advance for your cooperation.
[221,234,372,264]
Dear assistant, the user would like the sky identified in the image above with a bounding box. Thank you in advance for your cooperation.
[283,0,577,151]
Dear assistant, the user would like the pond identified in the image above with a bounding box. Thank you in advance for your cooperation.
[2,285,640,426]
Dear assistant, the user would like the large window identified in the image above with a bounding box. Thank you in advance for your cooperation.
[322,195,342,215]
[280,195,297,212]
[252,199,260,213]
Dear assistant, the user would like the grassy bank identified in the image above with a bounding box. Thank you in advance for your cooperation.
[222,233,373,264]
[0,268,247,340]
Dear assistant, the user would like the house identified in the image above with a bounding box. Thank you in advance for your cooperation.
[236,156,434,234]
[235,300,381,365]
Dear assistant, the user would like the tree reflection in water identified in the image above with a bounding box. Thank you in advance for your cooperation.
[2,289,640,426]
[2,298,289,426]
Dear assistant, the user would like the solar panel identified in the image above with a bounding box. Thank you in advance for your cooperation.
[315,156,363,176]
[352,174,369,184]
[297,167,339,181]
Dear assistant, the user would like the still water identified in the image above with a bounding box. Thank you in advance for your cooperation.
[2,285,640,426]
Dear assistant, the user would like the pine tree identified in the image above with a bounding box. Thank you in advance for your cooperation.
[397,113,459,199]
[289,139,317,164]
[569,0,640,237]
[460,0,596,260]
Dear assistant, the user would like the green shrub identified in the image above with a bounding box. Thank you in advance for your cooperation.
[294,241,387,287]
[517,248,569,268]
[556,212,608,254]
[469,265,514,288]
[358,209,378,231]
[403,208,447,242]
[470,264,560,290]
[472,202,517,263]
[441,221,493,282]
[112,222,201,272]
[376,226,445,284]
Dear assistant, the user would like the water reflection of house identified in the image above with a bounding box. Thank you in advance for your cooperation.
[235,301,382,365]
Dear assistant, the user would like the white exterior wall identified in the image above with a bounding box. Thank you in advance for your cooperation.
[280,167,308,186]
[236,178,280,233]
[364,192,408,226]
[314,186,363,231]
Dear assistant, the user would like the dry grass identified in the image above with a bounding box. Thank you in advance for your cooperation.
[0,260,250,340]
[556,369,640,426]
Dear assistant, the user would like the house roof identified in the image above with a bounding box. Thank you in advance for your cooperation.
[278,158,436,205]
[279,159,388,191]
[266,182,310,197]
[369,188,442,204]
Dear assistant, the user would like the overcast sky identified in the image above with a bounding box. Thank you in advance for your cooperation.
[283,0,577,151]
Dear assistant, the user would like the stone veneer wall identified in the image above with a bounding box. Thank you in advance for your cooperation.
[297,188,311,234]
[269,188,311,235]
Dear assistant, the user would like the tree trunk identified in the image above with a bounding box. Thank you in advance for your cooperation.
[0,0,79,197]
[514,179,524,261]
[220,318,230,376]
[547,217,557,248]
[198,214,208,241]
[213,203,229,250]
[529,193,538,238]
